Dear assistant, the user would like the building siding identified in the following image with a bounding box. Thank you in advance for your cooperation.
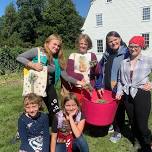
[82,0,152,61]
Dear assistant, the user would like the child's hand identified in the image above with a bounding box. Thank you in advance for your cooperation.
[28,62,43,72]
[69,109,78,118]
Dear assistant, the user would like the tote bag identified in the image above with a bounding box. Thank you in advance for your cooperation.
[22,48,47,97]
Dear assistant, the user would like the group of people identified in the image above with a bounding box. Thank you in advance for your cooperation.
[16,31,152,152]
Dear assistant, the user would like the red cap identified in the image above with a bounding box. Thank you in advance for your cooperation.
[129,36,145,48]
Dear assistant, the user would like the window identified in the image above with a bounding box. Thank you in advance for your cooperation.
[96,14,102,26]
[142,33,149,48]
[142,7,150,21]
[107,0,112,2]
[97,40,103,52]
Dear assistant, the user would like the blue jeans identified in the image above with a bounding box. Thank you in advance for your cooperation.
[56,135,89,152]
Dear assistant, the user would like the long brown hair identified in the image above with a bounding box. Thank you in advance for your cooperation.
[61,92,80,110]
[44,34,66,70]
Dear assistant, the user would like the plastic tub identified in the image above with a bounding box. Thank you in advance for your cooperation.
[81,89,118,126]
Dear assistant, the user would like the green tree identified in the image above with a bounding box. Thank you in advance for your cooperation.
[0,3,18,47]
[16,0,46,46]
[38,0,83,47]
[0,0,83,48]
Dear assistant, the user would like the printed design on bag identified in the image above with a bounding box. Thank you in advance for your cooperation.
[28,71,38,93]
[23,48,47,97]
[28,136,43,151]
[23,67,47,97]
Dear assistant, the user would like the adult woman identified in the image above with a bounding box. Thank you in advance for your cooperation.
[17,34,83,126]
[51,93,89,152]
[116,36,152,151]
[64,34,99,103]
[95,31,129,143]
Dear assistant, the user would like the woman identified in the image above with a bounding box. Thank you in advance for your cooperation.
[65,34,99,103]
[51,93,89,152]
[116,36,152,151]
[95,31,129,143]
[17,34,83,126]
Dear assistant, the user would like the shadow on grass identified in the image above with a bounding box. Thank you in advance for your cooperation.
[84,123,109,137]
[84,120,134,141]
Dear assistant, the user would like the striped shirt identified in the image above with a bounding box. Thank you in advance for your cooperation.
[117,54,152,98]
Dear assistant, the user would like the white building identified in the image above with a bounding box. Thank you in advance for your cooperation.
[82,0,152,61]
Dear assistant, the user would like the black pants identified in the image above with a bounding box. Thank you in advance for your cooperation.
[113,100,126,133]
[124,89,151,146]
[43,84,60,126]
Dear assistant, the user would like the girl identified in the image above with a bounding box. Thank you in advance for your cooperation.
[95,31,129,143]
[64,34,99,103]
[51,93,89,152]
[17,34,84,126]
[18,93,50,152]
[116,36,152,151]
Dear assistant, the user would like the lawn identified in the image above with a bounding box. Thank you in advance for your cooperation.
[0,73,152,152]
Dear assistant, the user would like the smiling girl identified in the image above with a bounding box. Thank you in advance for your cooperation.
[95,31,129,143]
[18,93,50,152]
[51,93,89,152]
[116,36,152,151]
[17,34,84,126]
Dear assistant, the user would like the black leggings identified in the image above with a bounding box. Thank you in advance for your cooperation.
[124,89,151,145]
[43,84,60,126]
[113,100,126,132]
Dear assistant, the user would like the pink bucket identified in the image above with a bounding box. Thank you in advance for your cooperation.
[82,89,118,126]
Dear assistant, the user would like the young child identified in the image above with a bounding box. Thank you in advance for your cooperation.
[18,93,50,152]
[50,93,89,152]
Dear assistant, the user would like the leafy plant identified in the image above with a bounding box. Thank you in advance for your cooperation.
[28,71,38,93]
[0,46,24,75]
[83,83,93,93]
[97,99,106,104]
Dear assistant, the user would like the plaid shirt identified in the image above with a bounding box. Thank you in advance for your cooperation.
[117,54,152,98]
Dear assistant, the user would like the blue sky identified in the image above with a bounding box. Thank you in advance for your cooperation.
[0,0,90,17]
[73,0,90,17]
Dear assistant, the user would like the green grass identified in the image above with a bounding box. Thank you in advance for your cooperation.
[1,73,152,152]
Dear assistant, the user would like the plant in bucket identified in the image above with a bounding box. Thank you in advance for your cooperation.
[81,89,118,126]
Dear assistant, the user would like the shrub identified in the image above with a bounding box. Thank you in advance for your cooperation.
[0,46,25,75]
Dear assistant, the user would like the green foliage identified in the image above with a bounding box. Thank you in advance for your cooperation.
[0,47,24,75]
[0,3,19,47]
[1,74,152,152]
[0,0,83,48]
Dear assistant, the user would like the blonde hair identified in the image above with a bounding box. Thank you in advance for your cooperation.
[23,93,43,110]
[44,34,66,70]
[75,34,92,50]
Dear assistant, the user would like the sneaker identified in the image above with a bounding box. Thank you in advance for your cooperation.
[133,138,141,151]
[109,132,121,143]
[108,125,114,133]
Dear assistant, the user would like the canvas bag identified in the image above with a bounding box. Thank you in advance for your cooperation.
[22,48,47,97]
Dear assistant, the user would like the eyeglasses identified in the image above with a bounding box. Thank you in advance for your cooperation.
[128,45,140,49]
